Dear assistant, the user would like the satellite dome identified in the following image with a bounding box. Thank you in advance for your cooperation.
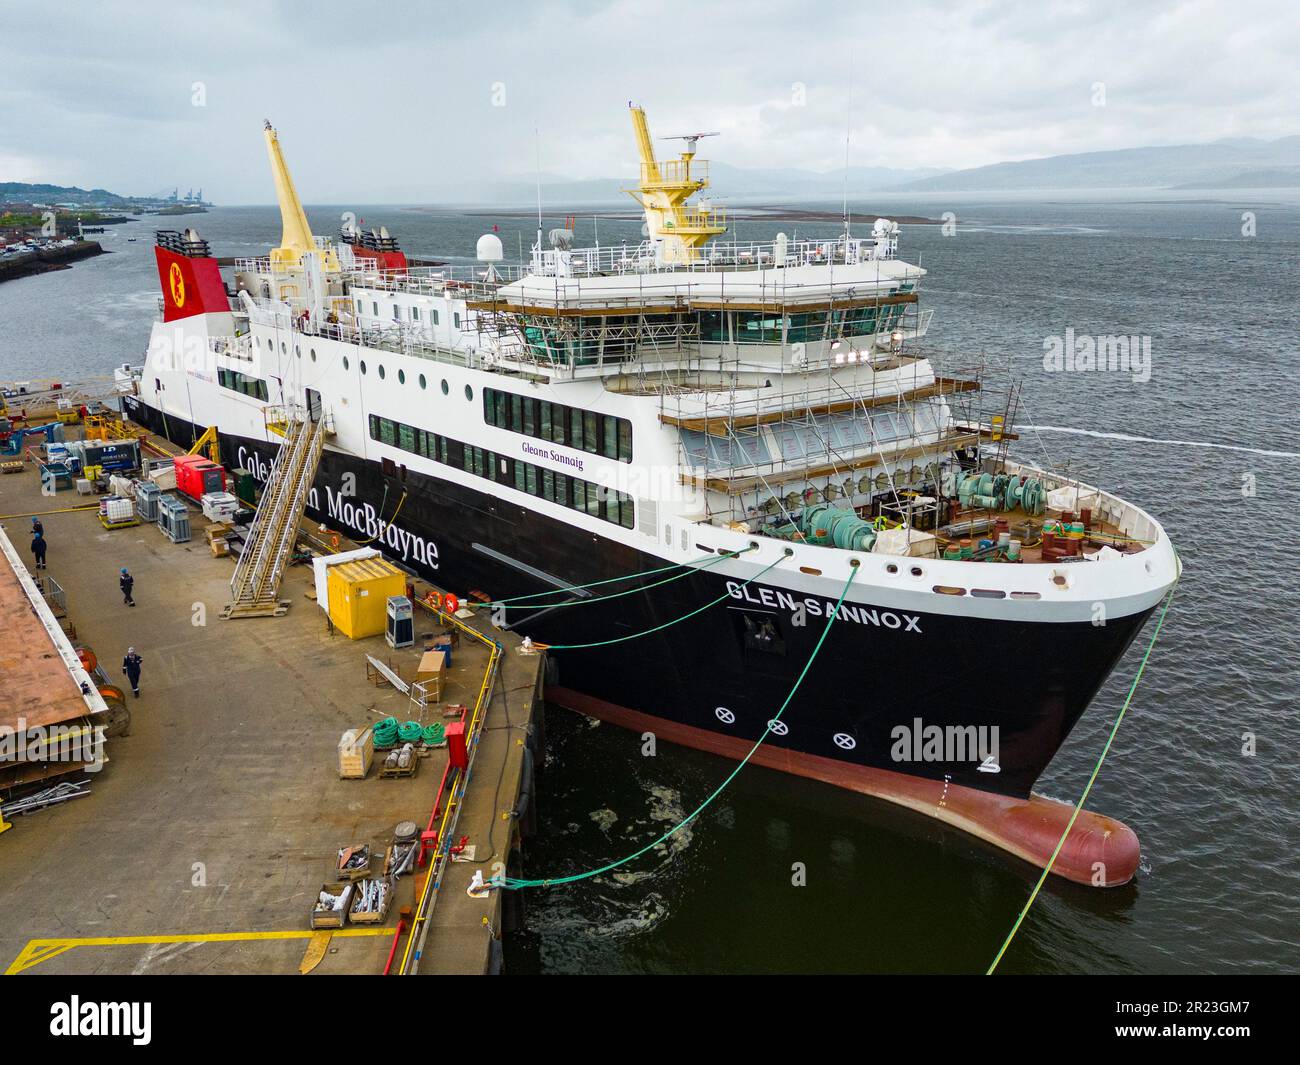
[476,233,504,262]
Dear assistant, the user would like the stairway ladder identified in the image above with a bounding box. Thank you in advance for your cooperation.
[223,406,325,618]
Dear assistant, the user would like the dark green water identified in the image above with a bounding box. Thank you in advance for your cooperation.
[3,192,1296,973]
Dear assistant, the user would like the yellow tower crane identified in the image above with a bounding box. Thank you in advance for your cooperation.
[625,106,727,264]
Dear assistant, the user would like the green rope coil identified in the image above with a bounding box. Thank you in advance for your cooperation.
[496,562,860,890]
[373,717,399,748]
[397,720,424,744]
[422,722,445,746]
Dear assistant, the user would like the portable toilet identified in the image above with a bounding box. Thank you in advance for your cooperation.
[327,558,406,639]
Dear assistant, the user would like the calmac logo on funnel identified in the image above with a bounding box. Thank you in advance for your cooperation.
[169,262,185,307]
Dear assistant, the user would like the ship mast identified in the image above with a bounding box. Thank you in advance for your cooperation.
[624,106,726,265]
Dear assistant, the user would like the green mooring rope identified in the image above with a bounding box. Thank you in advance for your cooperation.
[986,571,1179,975]
[373,717,399,747]
[495,563,860,890]
[469,546,757,610]
[540,554,783,650]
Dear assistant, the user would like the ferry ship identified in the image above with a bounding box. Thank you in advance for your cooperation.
[123,112,1179,877]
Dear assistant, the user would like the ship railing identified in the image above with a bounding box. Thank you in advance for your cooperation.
[527,234,894,277]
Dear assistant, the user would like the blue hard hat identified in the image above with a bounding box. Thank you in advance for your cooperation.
[120,567,128,573]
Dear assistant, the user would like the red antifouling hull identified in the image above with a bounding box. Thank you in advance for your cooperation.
[546,685,1141,887]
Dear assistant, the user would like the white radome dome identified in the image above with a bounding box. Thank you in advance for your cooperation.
[476,233,504,262]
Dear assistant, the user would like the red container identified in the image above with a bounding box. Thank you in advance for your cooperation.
[446,721,468,770]
[173,454,227,499]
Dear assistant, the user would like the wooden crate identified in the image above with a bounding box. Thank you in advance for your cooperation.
[336,845,371,881]
[337,727,373,779]
[310,883,353,929]
[346,876,394,924]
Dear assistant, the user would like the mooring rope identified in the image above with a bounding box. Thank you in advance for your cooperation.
[468,546,758,610]
[539,554,784,650]
[986,572,1179,975]
[495,562,859,890]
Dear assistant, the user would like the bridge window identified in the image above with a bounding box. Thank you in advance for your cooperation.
[483,387,632,463]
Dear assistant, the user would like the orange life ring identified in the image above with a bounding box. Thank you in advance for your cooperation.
[329,532,341,549]
[426,590,443,609]
[443,593,460,615]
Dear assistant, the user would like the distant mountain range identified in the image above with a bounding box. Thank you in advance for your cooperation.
[884,136,1300,192]
[9,135,1300,208]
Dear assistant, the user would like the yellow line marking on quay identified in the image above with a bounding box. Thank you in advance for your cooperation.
[6,928,390,975]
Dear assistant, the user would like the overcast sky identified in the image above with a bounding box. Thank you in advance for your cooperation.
[2,0,1297,203]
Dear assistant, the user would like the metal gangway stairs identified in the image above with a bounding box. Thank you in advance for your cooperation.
[222,405,325,619]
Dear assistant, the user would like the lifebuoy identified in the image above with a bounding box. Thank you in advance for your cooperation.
[426,590,443,609]
[329,532,341,549]
[443,594,460,615]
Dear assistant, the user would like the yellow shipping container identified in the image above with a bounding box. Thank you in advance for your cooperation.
[327,558,407,639]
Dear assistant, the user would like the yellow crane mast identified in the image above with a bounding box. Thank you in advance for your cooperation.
[625,106,727,264]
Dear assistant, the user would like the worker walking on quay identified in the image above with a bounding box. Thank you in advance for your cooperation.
[30,530,47,570]
[119,566,135,606]
[122,647,143,699]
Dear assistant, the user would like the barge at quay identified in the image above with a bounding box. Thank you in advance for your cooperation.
[122,111,1179,884]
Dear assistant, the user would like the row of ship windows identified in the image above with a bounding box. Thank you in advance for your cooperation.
[217,368,269,401]
[367,414,635,529]
[482,388,633,463]
[356,300,460,329]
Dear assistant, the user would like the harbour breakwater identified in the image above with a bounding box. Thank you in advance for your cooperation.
[0,241,105,284]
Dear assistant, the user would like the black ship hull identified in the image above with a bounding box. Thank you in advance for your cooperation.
[127,397,1154,800]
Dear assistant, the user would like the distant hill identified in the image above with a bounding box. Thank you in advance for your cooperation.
[0,181,131,206]
[884,136,1300,192]
[1171,165,1300,189]
[382,163,952,206]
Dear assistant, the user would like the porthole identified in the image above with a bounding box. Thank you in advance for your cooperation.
[343,356,349,371]
[885,562,900,575]
[281,342,286,353]
[378,364,386,380]
[310,349,317,362]
[910,565,924,578]
[440,379,449,395]
[419,374,427,390]
[360,360,367,375]
[397,369,405,384]
[294,345,300,357]
[464,384,473,401]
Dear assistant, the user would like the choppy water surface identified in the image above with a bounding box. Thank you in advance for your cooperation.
[3,190,1296,973]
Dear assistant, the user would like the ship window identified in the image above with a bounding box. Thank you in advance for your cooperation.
[372,302,379,316]
[360,361,367,375]
[310,349,317,362]
[618,421,632,462]
[572,481,586,512]
[378,364,386,380]
[419,374,427,390]
[454,312,461,329]
[412,307,420,322]
[398,423,415,452]
[583,411,598,453]
[343,356,350,371]
[523,398,537,436]
[392,305,400,320]
[397,369,405,384]
[602,416,618,459]
[432,309,440,325]
[356,301,363,316]
[441,379,449,395]
[464,384,473,401]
